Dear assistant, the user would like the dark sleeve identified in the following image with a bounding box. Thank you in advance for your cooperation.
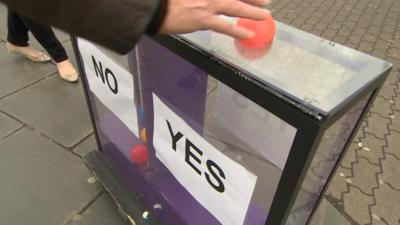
[1,0,166,54]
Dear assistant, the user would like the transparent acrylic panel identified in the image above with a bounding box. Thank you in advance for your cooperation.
[75,38,134,157]
[117,36,298,225]
[287,94,371,225]
[75,34,377,225]
[179,18,390,114]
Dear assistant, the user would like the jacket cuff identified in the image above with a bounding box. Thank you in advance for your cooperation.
[146,0,168,34]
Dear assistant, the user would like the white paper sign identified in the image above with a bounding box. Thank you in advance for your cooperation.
[215,82,297,169]
[153,94,257,225]
[77,38,138,136]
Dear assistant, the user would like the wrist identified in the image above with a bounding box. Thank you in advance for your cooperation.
[146,0,168,34]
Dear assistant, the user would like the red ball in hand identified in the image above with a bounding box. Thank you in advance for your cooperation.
[237,15,276,48]
[130,144,148,165]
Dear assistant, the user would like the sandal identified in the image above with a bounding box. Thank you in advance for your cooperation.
[6,42,51,63]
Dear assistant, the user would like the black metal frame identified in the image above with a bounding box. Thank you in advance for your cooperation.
[71,33,391,225]
[71,37,103,155]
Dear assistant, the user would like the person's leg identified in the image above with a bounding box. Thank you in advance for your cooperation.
[7,10,29,46]
[20,17,68,63]
[6,10,51,63]
[19,17,78,82]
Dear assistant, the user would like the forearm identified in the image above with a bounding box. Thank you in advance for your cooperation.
[2,0,164,54]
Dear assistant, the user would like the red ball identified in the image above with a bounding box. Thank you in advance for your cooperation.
[130,144,148,165]
[234,40,271,60]
[236,15,276,48]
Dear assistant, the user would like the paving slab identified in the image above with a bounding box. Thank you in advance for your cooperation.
[356,133,386,165]
[326,167,351,200]
[378,83,398,100]
[0,111,21,138]
[343,187,374,225]
[0,75,93,148]
[371,183,400,225]
[364,113,390,139]
[378,154,400,190]
[0,41,57,99]
[371,217,388,225]
[384,130,400,159]
[370,96,395,118]
[67,193,128,225]
[0,128,102,225]
[389,110,400,132]
[385,69,400,86]
[73,134,97,157]
[394,95,400,112]
[309,198,351,225]
[349,158,380,195]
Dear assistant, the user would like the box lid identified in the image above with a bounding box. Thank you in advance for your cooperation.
[179,19,391,115]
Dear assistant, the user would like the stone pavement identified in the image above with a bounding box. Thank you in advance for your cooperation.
[0,0,399,225]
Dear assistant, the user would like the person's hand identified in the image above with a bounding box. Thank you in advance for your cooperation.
[159,0,271,39]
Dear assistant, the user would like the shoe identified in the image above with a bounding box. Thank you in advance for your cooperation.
[59,73,79,83]
[6,42,51,63]
[57,60,79,83]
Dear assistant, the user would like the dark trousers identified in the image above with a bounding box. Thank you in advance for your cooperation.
[7,10,68,63]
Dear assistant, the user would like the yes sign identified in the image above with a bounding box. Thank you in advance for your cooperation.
[166,119,226,193]
[153,94,257,225]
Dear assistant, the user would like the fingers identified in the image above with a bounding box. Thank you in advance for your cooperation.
[241,0,271,7]
[207,17,255,39]
[217,0,271,21]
